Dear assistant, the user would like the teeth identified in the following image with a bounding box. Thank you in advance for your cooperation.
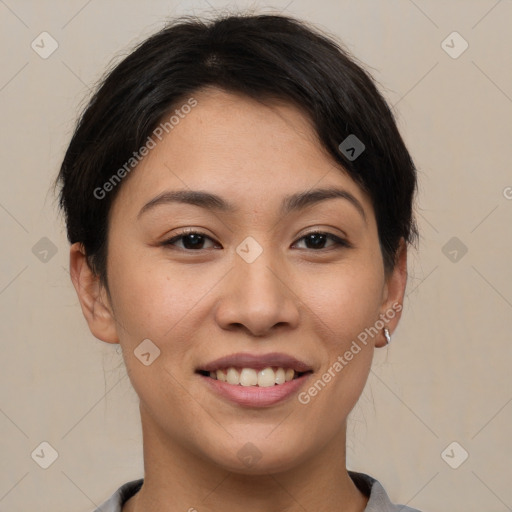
[240,368,258,386]
[257,367,275,387]
[226,367,240,385]
[275,368,285,385]
[206,367,302,386]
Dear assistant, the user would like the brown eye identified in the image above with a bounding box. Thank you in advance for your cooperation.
[162,231,217,250]
[293,232,350,250]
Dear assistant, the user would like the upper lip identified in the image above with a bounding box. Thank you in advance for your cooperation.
[197,352,313,373]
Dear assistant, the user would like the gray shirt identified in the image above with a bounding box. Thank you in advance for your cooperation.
[91,471,423,511]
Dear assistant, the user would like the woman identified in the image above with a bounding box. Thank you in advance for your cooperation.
[56,12,422,512]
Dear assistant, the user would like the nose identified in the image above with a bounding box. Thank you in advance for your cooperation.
[214,249,300,337]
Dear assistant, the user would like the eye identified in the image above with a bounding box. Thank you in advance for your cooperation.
[293,231,351,250]
[162,230,218,250]
[161,230,351,251]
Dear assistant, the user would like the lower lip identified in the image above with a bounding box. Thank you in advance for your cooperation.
[198,373,312,407]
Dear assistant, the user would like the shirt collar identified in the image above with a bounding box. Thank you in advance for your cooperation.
[93,471,420,512]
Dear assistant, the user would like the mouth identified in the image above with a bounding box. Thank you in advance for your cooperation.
[196,364,314,408]
[195,352,314,388]
[196,367,313,387]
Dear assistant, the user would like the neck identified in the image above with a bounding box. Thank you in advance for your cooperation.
[123,404,368,512]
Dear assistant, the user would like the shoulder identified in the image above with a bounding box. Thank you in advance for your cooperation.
[348,470,425,512]
[90,479,143,512]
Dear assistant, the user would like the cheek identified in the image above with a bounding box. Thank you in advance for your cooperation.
[294,263,382,430]
[303,258,384,347]
[107,244,205,345]
[106,251,202,412]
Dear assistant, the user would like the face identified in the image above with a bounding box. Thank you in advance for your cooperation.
[71,87,406,474]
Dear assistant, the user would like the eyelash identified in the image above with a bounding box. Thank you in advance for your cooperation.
[161,230,351,251]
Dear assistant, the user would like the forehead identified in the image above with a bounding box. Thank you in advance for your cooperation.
[110,88,374,222]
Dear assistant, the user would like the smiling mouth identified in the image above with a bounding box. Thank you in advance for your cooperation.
[196,367,313,387]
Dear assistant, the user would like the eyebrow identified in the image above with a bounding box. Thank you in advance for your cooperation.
[137,186,366,222]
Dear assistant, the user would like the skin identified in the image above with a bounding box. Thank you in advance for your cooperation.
[70,87,407,512]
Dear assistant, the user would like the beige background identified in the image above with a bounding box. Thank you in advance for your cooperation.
[1,0,511,511]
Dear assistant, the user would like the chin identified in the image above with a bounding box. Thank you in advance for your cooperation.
[204,436,309,475]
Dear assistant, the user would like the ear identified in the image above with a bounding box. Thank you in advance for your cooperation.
[376,238,408,348]
[69,242,119,344]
